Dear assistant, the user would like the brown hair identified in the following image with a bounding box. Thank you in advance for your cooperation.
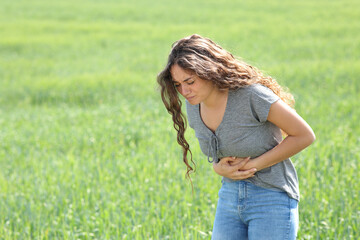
[157,34,294,179]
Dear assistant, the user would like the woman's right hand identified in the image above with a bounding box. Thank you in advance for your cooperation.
[212,156,257,180]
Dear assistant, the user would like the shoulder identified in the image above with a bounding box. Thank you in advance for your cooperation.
[229,84,280,122]
[238,84,273,95]
[230,84,274,99]
[250,84,275,95]
[240,84,279,102]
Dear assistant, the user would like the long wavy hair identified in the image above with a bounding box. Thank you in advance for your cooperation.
[157,34,294,179]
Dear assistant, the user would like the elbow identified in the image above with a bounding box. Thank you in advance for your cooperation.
[306,130,316,146]
[296,128,316,148]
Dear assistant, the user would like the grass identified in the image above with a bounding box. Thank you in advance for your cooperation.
[0,0,359,239]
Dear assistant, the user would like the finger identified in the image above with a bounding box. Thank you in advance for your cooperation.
[218,157,234,164]
[232,157,251,168]
[228,161,249,172]
[228,157,250,166]
[228,157,250,170]
[226,162,246,172]
[232,168,257,180]
[222,160,249,173]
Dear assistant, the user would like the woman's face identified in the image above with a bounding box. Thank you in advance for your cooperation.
[170,64,216,105]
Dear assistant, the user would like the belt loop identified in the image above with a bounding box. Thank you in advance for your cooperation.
[239,181,247,200]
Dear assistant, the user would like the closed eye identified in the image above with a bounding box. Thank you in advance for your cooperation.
[173,80,195,88]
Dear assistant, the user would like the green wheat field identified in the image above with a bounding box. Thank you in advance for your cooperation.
[0,0,359,239]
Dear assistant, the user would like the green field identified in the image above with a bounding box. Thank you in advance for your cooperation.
[0,0,359,239]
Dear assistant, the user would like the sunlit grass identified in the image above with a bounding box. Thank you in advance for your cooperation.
[0,0,359,239]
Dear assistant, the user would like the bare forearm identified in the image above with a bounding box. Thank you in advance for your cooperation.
[244,133,315,171]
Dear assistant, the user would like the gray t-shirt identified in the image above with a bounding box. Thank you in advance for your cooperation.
[186,84,300,200]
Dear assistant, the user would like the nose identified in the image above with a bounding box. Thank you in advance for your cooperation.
[180,84,191,95]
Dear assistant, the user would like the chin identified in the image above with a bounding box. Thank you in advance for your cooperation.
[187,98,200,105]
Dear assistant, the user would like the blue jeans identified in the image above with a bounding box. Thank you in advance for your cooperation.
[212,180,298,240]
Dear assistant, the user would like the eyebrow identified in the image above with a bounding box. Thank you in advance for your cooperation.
[172,77,193,83]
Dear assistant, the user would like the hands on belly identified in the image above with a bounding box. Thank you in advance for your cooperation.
[212,156,257,180]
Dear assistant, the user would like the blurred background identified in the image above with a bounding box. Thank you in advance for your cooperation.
[0,0,359,239]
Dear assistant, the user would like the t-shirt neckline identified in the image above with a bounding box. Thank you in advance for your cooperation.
[197,90,232,135]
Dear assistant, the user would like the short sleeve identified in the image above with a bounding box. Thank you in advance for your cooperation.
[249,84,280,122]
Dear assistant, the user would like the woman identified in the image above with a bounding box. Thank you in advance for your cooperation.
[157,34,315,240]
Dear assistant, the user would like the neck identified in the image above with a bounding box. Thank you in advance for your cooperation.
[202,88,229,109]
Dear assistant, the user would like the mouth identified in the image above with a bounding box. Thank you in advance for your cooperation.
[186,96,195,101]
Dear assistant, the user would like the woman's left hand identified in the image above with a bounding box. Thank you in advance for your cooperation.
[213,156,257,180]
